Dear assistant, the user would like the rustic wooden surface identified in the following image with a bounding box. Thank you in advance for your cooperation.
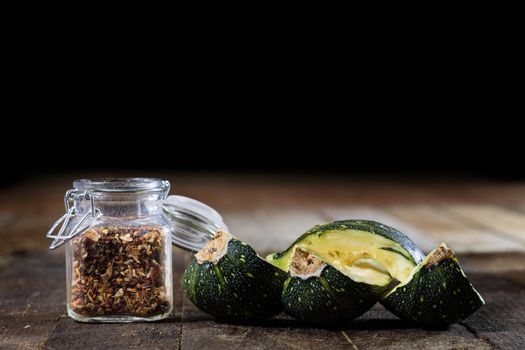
[1,174,525,349]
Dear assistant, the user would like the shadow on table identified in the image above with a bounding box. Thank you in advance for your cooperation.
[178,313,450,331]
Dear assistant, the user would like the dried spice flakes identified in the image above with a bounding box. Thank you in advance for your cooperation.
[70,226,170,317]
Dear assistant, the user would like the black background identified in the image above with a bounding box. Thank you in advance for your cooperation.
[2,115,521,186]
[2,32,521,186]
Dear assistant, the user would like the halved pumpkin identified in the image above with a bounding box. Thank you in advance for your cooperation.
[280,246,390,324]
[267,220,425,323]
[267,220,424,287]
[182,230,287,321]
[381,243,484,326]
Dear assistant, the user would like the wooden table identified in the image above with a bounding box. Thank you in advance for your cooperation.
[1,174,525,349]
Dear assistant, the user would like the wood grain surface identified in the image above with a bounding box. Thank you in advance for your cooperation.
[1,174,524,349]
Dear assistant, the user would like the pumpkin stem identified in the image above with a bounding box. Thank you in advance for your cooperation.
[424,243,454,268]
[195,229,232,264]
[289,246,326,279]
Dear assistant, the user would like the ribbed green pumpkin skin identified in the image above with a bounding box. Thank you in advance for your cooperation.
[270,220,425,265]
[183,221,484,327]
[282,265,388,324]
[382,254,484,326]
[183,239,287,321]
[271,219,425,324]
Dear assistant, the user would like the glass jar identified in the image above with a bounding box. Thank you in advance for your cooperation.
[47,177,227,323]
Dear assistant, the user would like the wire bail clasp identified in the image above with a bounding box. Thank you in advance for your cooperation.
[46,189,101,250]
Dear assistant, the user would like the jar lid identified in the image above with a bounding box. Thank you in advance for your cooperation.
[162,195,228,251]
[73,178,169,192]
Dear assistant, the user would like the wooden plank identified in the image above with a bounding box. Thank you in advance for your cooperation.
[224,208,326,255]
[0,209,17,270]
[179,251,350,350]
[459,252,525,274]
[180,301,350,350]
[0,253,64,350]
[5,252,517,350]
[0,211,14,228]
[341,305,493,350]
[386,205,525,253]
[505,202,525,215]
[179,302,494,350]
[42,247,187,349]
[446,205,525,245]
[43,312,181,350]
[2,176,525,349]
[460,271,525,349]
[0,194,64,256]
[449,182,525,205]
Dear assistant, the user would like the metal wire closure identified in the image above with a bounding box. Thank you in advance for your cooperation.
[46,190,101,250]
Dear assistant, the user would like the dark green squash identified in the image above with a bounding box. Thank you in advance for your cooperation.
[280,247,390,324]
[182,230,287,321]
[269,220,425,265]
[267,220,424,324]
[267,220,424,288]
[381,243,484,326]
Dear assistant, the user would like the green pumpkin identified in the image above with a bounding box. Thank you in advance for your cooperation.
[382,243,484,326]
[183,230,287,321]
[268,220,424,324]
[268,220,424,285]
[280,247,390,324]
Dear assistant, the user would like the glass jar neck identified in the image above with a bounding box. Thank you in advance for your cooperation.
[71,178,170,218]
[75,192,164,217]
[46,178,230,252]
